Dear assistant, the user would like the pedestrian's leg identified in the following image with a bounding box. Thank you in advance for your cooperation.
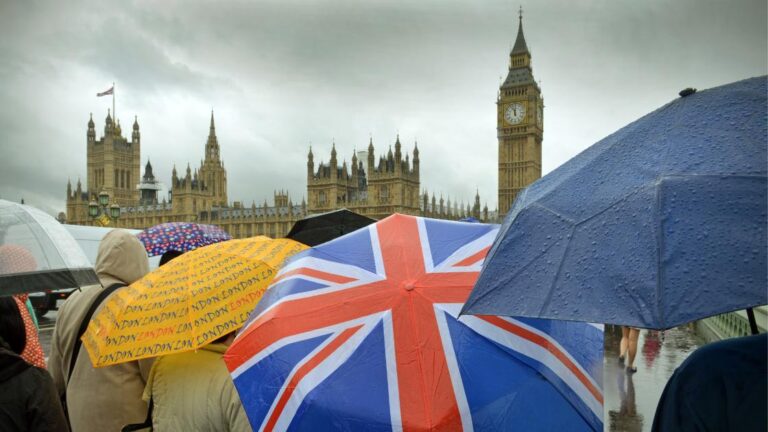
[619,326,629,361]
[626,328,640,372]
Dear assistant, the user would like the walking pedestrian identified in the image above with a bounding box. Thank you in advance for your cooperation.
[0,296,68,432]
[131,332,251,431]
[619,326,640,373]
[48,229,152,431]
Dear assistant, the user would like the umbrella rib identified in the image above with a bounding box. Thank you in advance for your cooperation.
[539,225,577,316]
[23,207,58,269]
[186,253,197,349]
[652,110,679,329]
[654,177,665,329]
[462,231,568,315]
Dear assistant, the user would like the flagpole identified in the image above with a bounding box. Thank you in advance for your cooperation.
[112,82,116,122]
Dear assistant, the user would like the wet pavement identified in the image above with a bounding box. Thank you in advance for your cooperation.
[37,310,56,361]
[604,324,704,432]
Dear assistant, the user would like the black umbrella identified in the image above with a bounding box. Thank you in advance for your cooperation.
[285,208,375,246]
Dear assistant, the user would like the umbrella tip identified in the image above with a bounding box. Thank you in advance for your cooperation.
[679,87,697,97]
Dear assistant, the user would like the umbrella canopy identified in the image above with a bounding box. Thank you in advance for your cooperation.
[82,237,307,367]
[136,222,231,256]
[0,199,97,296]
[225,214,604,431]
[463,76,768,329]
[285,208,375,246]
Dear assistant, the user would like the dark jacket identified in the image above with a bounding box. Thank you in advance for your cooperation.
[652,333,767,432]
[0,345,68,432]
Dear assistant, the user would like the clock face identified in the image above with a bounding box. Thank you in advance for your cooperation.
[505,103,526,125]
[537,104,543,127]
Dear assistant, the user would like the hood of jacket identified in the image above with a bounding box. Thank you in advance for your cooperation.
[94,229,149,287]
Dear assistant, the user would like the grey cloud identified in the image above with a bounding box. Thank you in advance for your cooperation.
[0,0,765,216]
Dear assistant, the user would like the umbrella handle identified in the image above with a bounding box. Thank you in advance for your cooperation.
[746,308,759,335]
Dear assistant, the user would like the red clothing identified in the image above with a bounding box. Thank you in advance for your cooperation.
[12,295,45,368]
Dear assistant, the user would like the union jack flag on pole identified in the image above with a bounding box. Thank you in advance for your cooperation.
[97,83,116,120]
[225,214,604,431]
[96,86,113,97]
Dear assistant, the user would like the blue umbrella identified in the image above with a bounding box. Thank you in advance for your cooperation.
[463,76,767,329]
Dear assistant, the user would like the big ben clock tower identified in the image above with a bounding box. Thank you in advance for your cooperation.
[497,9,543,216]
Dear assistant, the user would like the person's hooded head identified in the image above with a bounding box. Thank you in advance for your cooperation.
[95,229,149,287]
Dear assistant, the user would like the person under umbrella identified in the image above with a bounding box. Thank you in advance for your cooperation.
[125,331,250,432]
[619,326,640,373]
[0,296,68,432]
[85,237,306,431]
[0,244,46,369]
[49,229,151,432]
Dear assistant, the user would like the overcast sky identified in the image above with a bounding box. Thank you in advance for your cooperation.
[0,0,765,216]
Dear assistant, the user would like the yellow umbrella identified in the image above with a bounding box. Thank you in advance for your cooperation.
[83,236,307,367]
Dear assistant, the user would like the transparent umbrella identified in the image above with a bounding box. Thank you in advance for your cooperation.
[0,199,97,296]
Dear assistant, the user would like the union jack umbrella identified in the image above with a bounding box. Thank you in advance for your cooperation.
[136,222,231,256]
[224,214,604,431]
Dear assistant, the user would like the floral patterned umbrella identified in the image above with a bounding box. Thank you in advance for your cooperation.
[136,222,231,256]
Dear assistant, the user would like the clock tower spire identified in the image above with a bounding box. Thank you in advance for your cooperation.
[497,7,543,217]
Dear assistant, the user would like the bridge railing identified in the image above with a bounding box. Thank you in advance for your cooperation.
[696,306,767,343]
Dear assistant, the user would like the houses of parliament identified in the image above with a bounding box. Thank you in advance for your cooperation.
[65,15,542,238]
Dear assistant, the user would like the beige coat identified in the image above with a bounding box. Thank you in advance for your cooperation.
[143,343,252,432]
[49,229,152,432]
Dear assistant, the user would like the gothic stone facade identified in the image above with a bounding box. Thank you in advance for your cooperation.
[66,112,306,238]
[66,119,482,239]
[65,17,542,236]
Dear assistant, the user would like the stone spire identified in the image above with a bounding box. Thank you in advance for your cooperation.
[104,109,114,135]
[87,113,95,142]
[330,141,338,167]
[367,137,375,168]
[501,6,534,89]
[307,145,314,179]
[413,141,420,173]
[205,110,220,162]
[512,6,529,55]
[143,159,155,181]
[132,115,140,143]
[394,134,402,162]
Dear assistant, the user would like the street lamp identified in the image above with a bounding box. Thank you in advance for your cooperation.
[88,191,121,225]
